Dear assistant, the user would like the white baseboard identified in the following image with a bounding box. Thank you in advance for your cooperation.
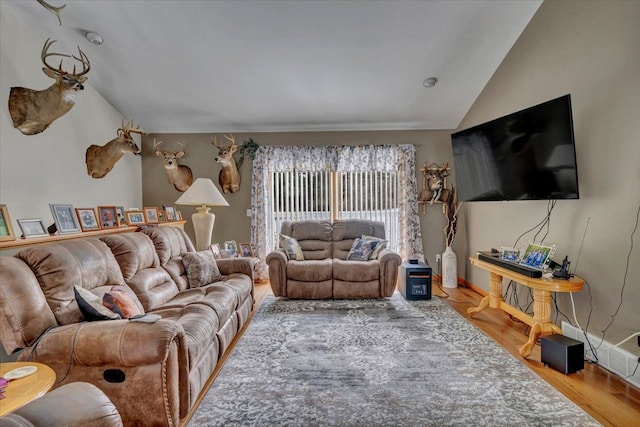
[561,321,640,388]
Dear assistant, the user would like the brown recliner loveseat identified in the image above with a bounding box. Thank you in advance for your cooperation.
[266,219,402,299]
[0,227,253,426]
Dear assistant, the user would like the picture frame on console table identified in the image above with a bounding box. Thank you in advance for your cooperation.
[519,242,556,270]
[125,210,146,226]
[75,208,101,232]
[97,206,119,229]
[239,242,253,257]
[50,204,81,234]
[0,204,16,242]
[17,218,49,238]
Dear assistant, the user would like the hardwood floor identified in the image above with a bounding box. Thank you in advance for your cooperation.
[184,281,640,426]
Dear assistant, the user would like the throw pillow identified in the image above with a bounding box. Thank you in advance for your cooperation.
[74,286,120,321]
[346,238,378,261]
[362,234,388,260]
[182,250,223,288]
[279,234,304,261]
[102,287,143,319]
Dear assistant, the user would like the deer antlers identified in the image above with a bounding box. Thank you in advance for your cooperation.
[41,38,90,77]
[118,119,144,137]
[211,133,237,149]
[37,0,66,26]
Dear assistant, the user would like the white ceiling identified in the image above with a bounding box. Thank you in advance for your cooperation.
[6,0,542,133]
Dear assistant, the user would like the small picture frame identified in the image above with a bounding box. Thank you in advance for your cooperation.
[17,218,49,238]
[0,204,16,242]
[239,242,254,258]
[144,207,159,224]
[224,241,238,257]
[176,210,183,221]
[500,247,520,262]
[219,249,231,259]
[116,206,126,227]
[519,242,556,270]
[125,210,146,226]
[97,206,119,229]
[50,204,81,234]
[163,205,176,221]
[75,208,101,231]
[158,210,167,223]
[210,243,221,259]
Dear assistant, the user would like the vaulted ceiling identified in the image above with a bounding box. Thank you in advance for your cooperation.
[6,0,542,133]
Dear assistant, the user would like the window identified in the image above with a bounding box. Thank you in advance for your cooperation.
[270,170,399,250]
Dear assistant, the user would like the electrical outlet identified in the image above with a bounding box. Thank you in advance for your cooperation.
[436,254,442,263]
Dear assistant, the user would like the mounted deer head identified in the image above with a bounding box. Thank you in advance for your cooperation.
[8,38,90,135]
[212,134,240,193]
[154,139,194,192]
[85,119,143,179]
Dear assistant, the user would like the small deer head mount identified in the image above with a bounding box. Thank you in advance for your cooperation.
[211,134,241,193]
[154,139,194,192]
[8,38,90,135]
[85,119,143,179]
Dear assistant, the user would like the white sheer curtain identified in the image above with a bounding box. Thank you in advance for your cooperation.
[251,144,423,264]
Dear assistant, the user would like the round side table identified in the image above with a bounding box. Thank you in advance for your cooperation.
[0,362,56,416]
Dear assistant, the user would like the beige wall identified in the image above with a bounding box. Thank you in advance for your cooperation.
[0,2,142,241]
[457,1,639,352]
[142,130,454,265]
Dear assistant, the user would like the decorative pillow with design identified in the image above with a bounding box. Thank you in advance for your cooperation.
[182,250,223,288]
[74,286,120,321]
[362,234,388,260]
[346,237,379,261]
[102,287,143,319]
[279,234,304,261]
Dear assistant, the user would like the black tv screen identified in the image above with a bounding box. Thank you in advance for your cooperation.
[451,95,579,202]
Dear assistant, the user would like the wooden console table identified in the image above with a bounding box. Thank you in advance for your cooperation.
[467,256,584,358]
[0,362,55,416]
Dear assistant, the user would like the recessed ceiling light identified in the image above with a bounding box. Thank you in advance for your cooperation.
[85,31,103,45]
[423,77,438,88]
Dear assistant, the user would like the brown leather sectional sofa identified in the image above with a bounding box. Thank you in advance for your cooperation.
[0,227,253,426]
[266,219,402,299]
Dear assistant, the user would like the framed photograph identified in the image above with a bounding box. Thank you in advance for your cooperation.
[144,207,159,224]
[125,210,146,226]
[224,241,238,257]
[219,250,231,259]
[75,208,101,231]
[17,218,49,238]
[519,242,556,270]
[97,206,119,229]
[163,205,176,221]
[500,247,520,262]
[176,210,183,221]
[116,206,126,227]
[50,204,81,234]
[210,243,221,259]
[158,210,167,223]
[239,242,254,258]
[0,204,16,242]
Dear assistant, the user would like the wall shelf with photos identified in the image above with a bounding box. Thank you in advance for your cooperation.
[0,220,186,250]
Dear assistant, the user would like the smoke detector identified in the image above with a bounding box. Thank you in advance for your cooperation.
[85,31,103,45]
[423,77,438,88]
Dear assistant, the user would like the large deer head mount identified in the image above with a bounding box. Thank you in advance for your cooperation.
[212,134,241,193]
[85,119,143,179]
[154,139,194,192]
[8,38,90,135]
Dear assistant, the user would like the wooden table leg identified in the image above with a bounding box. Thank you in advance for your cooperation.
[520,289,557,358]
[467,271,503,317]
[520,322,542,357]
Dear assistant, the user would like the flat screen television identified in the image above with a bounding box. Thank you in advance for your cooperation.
[451,95,579,202]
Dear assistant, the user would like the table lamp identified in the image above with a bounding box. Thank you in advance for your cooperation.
[175,178,229,250]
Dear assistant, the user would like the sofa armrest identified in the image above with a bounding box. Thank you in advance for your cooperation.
[266,249,288,296]
[19,319,186,367]
[378,249,402,297]
[216,257,254,281]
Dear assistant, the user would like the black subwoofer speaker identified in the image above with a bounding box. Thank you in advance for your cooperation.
[541,334,584,374]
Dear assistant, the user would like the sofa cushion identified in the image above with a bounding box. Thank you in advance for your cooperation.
[279,234,304,260]
[0,257,58,354]
[287,259,333,282]
[333,258,379,282]
[346,238,379,261]
[332,219,386,260]
[142,227,195,291]
[74,286,120,321]
[182,250,223,287]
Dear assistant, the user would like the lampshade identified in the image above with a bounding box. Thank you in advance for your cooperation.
[175,178,229,207]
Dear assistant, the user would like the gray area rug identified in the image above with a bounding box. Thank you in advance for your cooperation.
[190,294,600,426]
